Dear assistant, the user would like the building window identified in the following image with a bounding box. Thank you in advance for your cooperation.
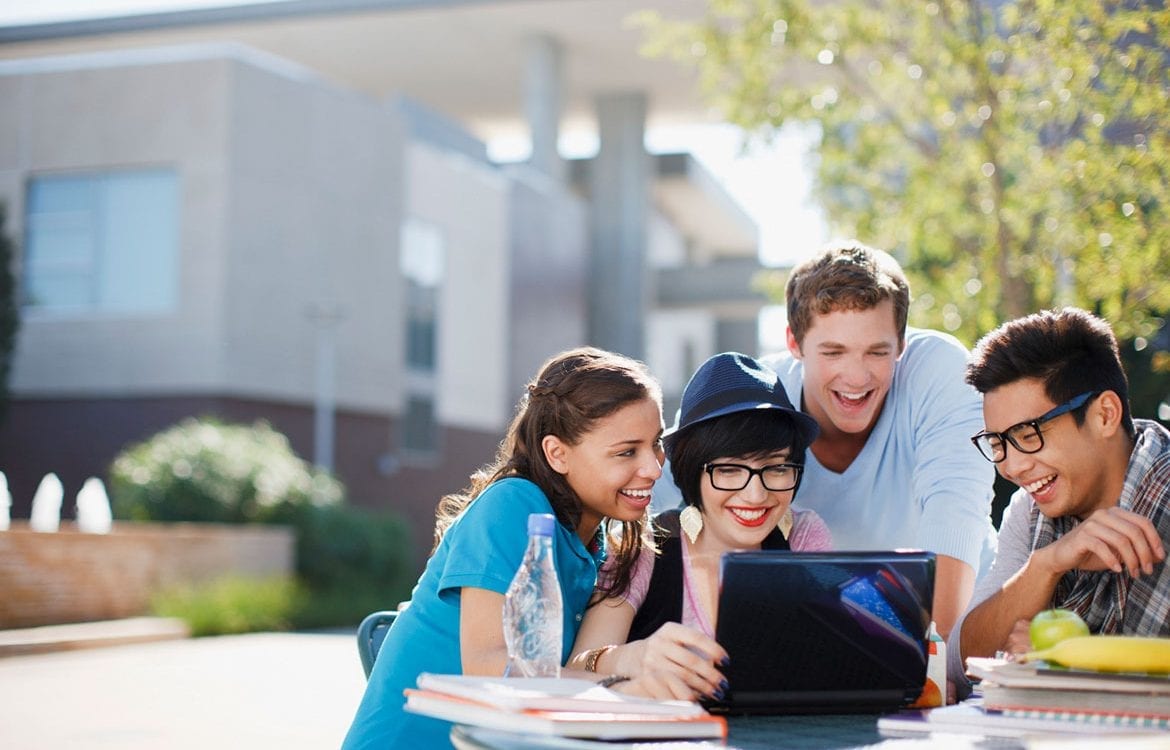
[23,168,179,315]
[400,218,443,372]
[402,394,439,455]
[399,217,444,458]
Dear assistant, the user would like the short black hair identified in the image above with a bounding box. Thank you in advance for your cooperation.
[667,409,811,509]
[966,307,1134,436]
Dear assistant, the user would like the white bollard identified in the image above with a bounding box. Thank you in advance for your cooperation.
[0,471,9,531]
[76,476,113,534]
[29,472,63,532]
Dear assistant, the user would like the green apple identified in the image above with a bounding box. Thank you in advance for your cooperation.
[1029,608,1090,651]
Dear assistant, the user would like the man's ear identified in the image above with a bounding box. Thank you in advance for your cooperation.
[542,435,569,475]
[786,326,803,359]
[1094,390,1126,438]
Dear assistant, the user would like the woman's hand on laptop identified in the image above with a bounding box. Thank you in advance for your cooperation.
[610,623,728,701]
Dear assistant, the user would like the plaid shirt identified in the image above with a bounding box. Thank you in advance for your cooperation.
[1030,419,1170,635]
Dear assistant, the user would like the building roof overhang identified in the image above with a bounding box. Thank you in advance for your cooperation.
[0,0,716,141]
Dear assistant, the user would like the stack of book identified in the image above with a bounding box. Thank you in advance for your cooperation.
[969,657,1170,729]
[879,657,1170,739]
[404,673,728,742]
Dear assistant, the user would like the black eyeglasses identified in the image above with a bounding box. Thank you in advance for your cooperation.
[970,391,1100,463]
[704,462,803,492]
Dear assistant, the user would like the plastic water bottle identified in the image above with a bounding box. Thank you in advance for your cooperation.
[502,512,563,677]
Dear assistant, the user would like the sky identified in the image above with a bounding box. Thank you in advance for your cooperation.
[0,0,276,24]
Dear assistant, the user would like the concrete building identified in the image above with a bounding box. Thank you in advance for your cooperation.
[0,0,771,557]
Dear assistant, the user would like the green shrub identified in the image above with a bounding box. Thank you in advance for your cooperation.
[151,575,303,637]
[277,503,416,629]
[110,417,416,630]
[110,417,343,523]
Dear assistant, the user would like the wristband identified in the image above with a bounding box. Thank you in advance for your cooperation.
[584,644,616,673]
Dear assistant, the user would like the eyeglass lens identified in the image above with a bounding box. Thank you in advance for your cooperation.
[976,424,1044,462]
[972,391,1097,463]
[707,463,800,491]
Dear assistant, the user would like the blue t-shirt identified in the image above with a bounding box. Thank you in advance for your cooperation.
[341,477,600,749]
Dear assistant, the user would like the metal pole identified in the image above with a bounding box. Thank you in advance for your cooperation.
[308,302,344,472]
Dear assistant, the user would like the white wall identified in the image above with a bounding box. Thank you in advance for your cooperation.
[0,53,235,396]
[504,167,589,402]
[221,58,404,414]
[645,308,715,398]
[0,48,408,415]
[645,205,714,399]
[406,142,511,431]
[646,207,687,268]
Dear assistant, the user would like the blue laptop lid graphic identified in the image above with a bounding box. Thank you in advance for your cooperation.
[707,550,935,715]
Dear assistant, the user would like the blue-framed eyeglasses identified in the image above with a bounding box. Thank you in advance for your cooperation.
[970,391,1100,463]
[704,462,803,492]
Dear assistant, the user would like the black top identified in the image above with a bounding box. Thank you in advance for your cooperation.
[626,508,790,643]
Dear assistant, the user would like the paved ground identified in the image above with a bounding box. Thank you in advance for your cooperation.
[0,630,366,749]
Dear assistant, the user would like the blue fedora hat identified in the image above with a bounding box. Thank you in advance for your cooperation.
[664,352,819,447]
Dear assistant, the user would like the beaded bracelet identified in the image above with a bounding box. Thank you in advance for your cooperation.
[597,674,631,689]
[583,644,616,673]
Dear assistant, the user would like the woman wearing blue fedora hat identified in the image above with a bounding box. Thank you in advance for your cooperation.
[567,352,832,700]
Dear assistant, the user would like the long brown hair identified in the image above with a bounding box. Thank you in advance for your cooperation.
[433,347,661,594]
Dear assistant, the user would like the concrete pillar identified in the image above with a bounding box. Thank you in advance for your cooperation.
[524,35,565,182]
[589,92,649,358]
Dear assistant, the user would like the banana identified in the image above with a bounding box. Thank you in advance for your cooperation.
[1024,635,1170,673]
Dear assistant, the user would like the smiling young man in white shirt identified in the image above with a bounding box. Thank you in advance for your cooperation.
[762,241,997,640]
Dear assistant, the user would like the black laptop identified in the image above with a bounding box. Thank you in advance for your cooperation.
[704,550,936,715]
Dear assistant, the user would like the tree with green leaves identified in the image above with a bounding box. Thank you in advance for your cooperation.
[0,203,18,421]
[638,0,1170,348]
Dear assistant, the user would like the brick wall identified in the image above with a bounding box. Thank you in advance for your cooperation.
[0,521,294,628]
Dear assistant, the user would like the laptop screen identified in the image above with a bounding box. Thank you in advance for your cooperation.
[707,550,936,715]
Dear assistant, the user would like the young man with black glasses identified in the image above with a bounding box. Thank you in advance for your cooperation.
[949,307,1170,691]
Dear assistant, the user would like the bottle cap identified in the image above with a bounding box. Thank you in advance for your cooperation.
[527,513,556,536]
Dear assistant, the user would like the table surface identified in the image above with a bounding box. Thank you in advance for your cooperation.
[725,712,886,748]
[452,711,1028,749]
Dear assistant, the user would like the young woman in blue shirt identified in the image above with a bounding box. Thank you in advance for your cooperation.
[342,347,707,749]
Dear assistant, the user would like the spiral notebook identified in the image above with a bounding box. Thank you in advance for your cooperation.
[704,550,936,715]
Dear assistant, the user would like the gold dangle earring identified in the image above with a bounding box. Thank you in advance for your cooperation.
[679,504,703,544]
[779,508,794,538]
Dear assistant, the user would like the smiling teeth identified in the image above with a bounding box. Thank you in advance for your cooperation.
[730,508,767,521]
[624,489,651,497]
[1025,475,1056,493]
